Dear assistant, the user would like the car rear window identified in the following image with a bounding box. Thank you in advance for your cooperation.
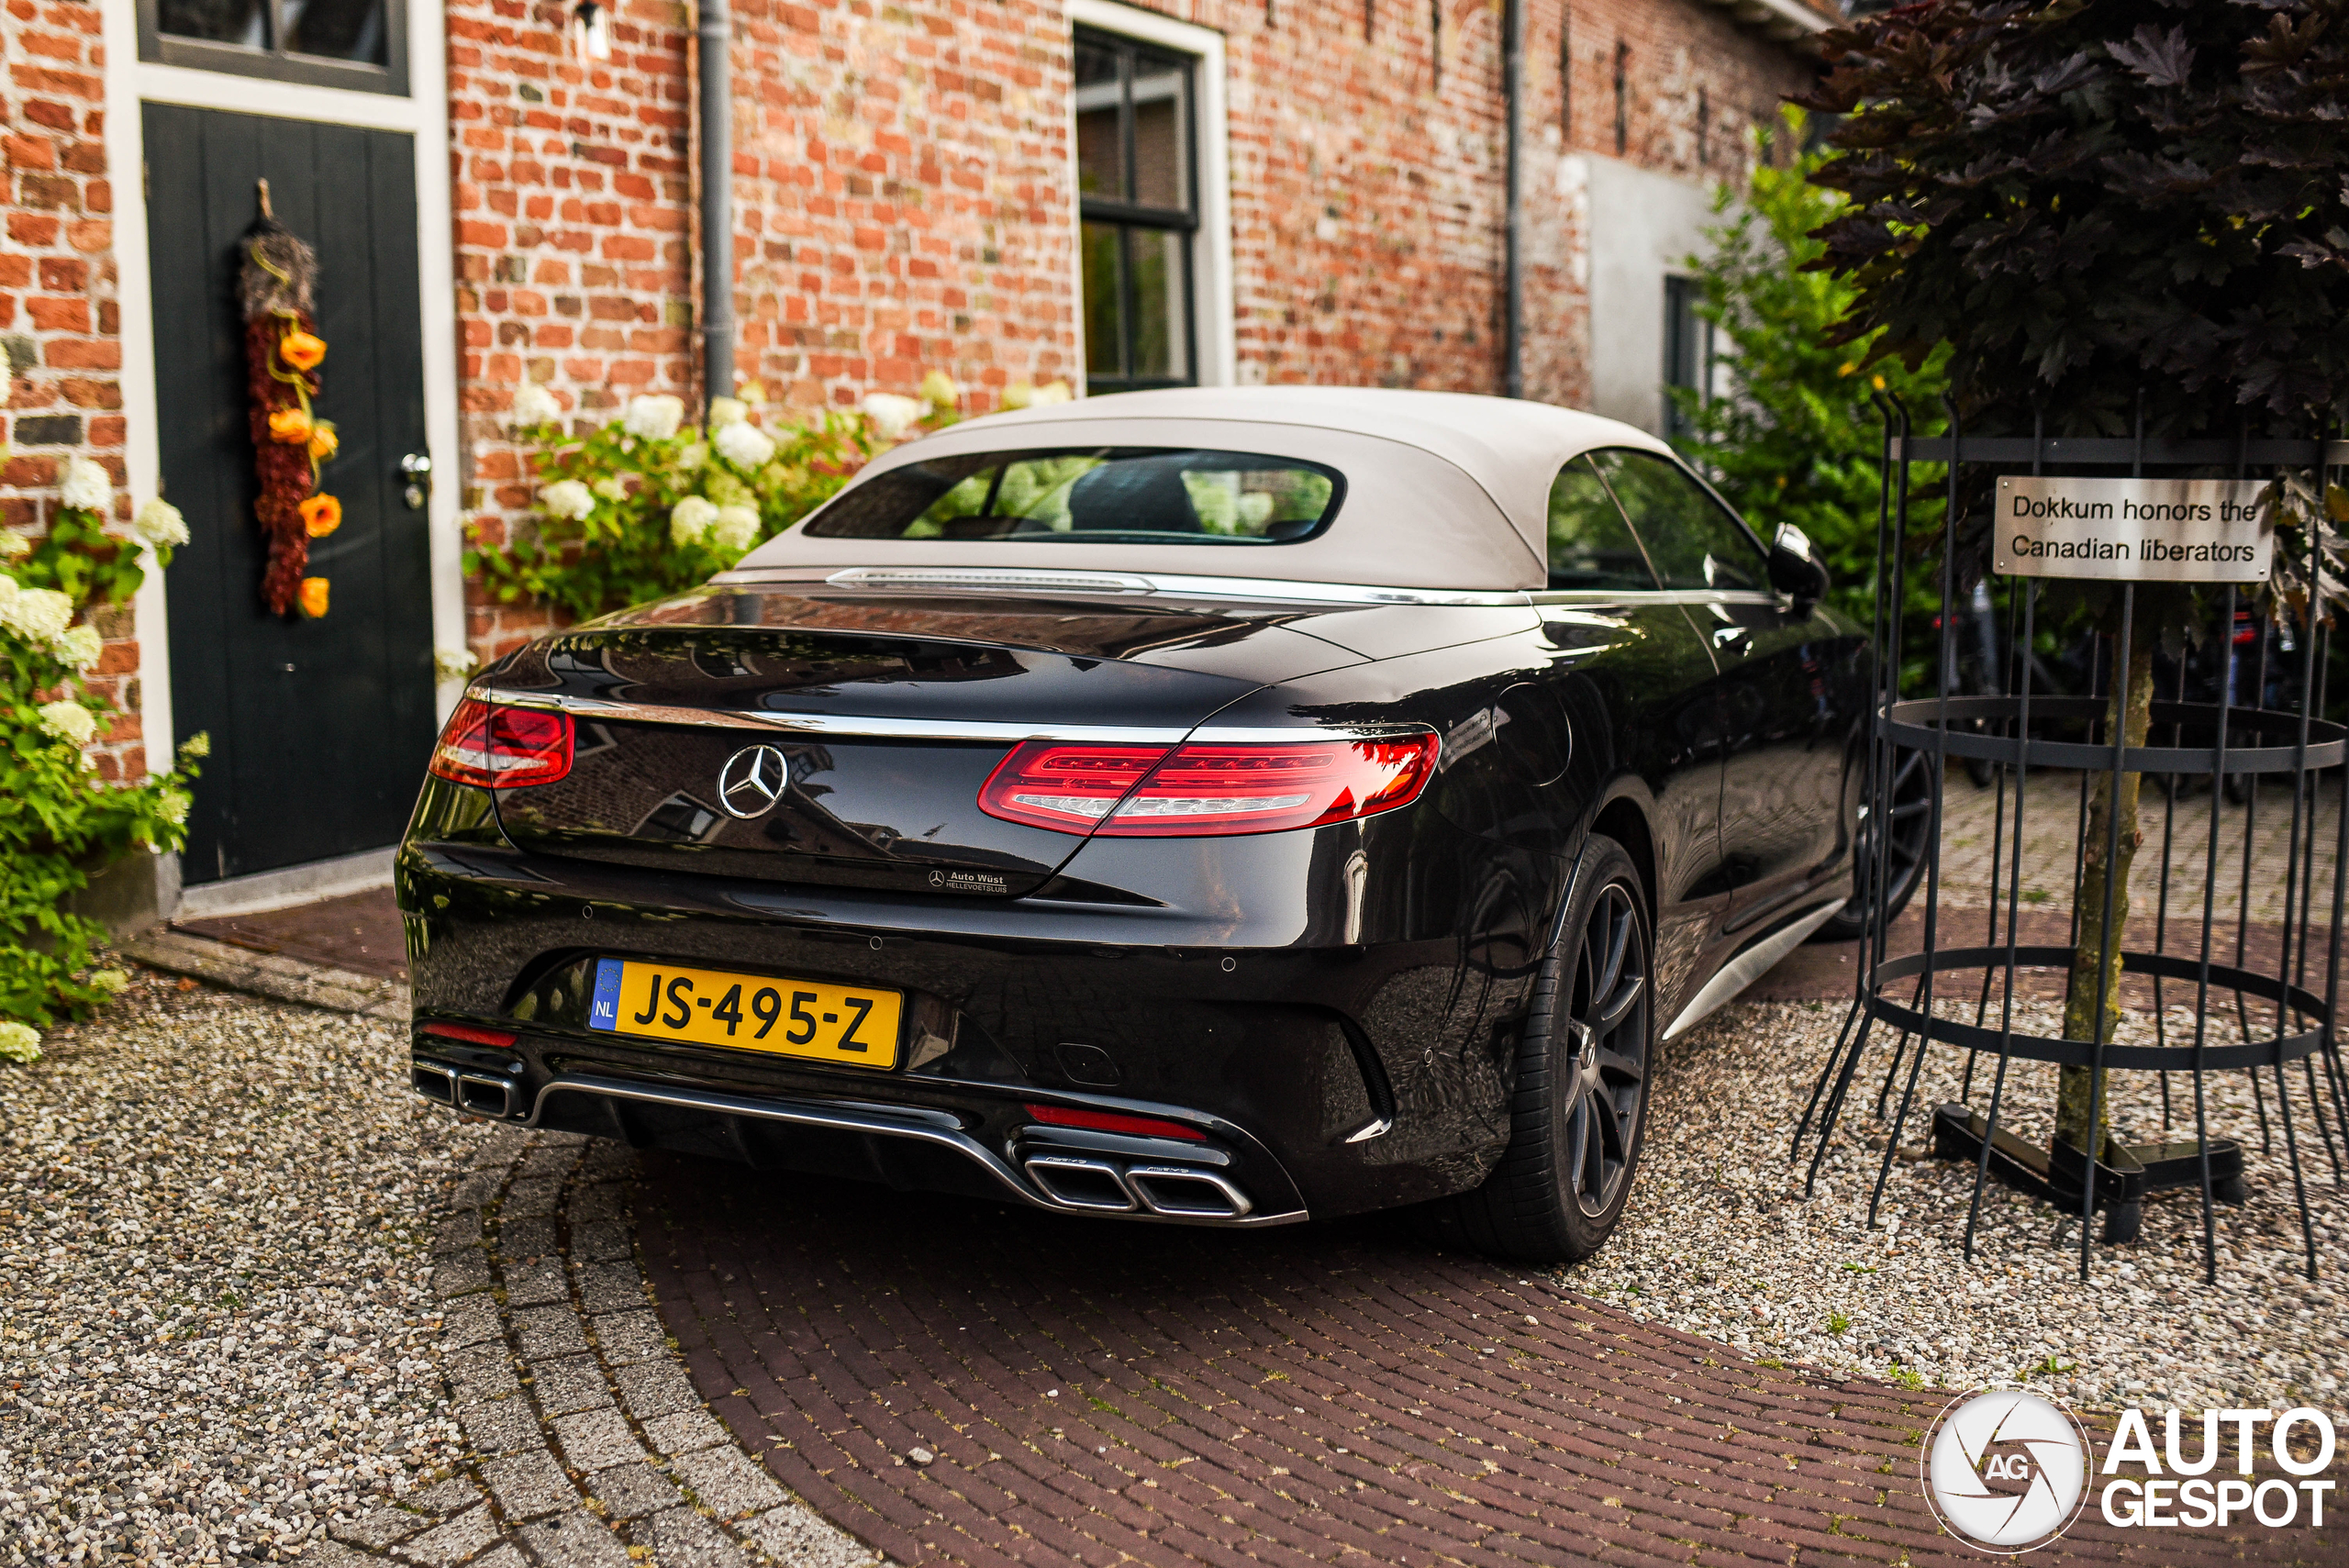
[802,448,1346,545]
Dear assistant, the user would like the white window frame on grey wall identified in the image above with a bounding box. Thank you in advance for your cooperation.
[1066,0,1235,394]
[136,0,410,95]
[1661,273,1714,441]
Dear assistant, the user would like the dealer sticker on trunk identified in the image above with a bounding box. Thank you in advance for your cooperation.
[1995,476,2272,583]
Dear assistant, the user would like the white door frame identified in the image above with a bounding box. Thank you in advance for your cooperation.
[101,0,465,778]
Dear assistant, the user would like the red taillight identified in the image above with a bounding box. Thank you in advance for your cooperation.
[974,742,1171,831]
[1022,1102,1207,1141]
[977,734,1437,838]
[422,1021,519,1048]
[428,697,574,789]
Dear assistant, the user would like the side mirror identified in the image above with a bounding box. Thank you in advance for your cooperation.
[1768,523,1831,616]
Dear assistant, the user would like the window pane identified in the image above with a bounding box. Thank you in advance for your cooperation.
[1590,449,1763,591]
[1546,457,1656,591]
[279,0,387,61]
[805,449,1345,546]
[1130,56,1189,211]
[1129,228,1187,382]
[1080,222,1124,379]
[159,0,267,46]
[1074,43,1124,201]
[1663,276,1709,440]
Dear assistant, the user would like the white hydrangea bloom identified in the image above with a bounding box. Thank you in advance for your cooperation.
[592,475,630,502]
[919,369,960,409]
[434,646,481,684]
[59,456,112,514]
[707,395,750,428]
[670,495,718,546]
[52,623,101,671]
[675,442,707,472]
[1030,380,1074,406]
[133,496,190,548]
[157,790,191,827]
[0,531,28,562]
[88,969,128,995]
[540,479,596,520]
[512,381,562,425]
[712,504,761,552]
[0,584,73,643]
[861,393,925,441]
[624,394,686,440]
[0,1020,39,1065]
[714,420,775,469]
[38,699,96,748]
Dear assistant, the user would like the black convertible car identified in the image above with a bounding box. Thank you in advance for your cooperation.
[401,387,1905,1262]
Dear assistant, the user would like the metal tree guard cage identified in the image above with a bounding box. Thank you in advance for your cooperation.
[1791,401,2349,1284]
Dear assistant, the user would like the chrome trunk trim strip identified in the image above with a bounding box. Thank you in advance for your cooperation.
[469,687,1433,748]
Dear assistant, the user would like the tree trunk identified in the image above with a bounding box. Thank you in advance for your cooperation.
[2054,633,2156,1161]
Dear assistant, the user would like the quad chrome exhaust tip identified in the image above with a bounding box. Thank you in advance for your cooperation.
[412,1062,519,1119]
[1019,1153,1253,1219]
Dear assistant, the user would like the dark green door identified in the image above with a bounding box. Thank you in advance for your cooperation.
[145,104,436,884]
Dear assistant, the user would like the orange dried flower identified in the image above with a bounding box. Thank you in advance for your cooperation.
[299,494,342,538]
[298,576,330,618]
[279,329,328,371]
[307,421,340,461]
[267,407,314,444]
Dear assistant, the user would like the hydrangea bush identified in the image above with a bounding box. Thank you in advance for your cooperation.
[1,450,204,1062]
[466,373,1043,625]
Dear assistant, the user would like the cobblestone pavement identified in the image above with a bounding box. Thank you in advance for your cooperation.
[1932,771,2342,928]
[316,1127,876,1568]
[633,1157,2326,1568]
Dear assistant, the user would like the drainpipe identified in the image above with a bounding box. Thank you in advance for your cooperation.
[698,0,735,417]
[1501,0,1524,399]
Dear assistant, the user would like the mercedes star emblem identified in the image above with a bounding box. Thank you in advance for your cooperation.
[716,745,790,819]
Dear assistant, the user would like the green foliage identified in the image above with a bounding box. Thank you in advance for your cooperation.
[1669,107,1950,633]
[1800,0,2349,439]
[468,394,956,625]
[17,505,150,607]
[1,494,202,1051]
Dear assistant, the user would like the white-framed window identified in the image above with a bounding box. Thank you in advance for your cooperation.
[1662,273,1712,440]
[1067,0,1234,392]
[137,0,410,95]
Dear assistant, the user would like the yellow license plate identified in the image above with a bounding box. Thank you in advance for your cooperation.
[587,958,902,1069]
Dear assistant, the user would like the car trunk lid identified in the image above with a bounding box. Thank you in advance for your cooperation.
[477,587,1360,895]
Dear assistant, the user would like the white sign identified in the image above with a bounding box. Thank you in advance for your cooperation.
[1995,477,2271,583]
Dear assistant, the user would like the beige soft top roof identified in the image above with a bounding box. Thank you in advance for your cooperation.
[729,386,1675,593]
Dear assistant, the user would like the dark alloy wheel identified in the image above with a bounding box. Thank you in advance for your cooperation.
[1817,744,1932,943]
[1429,833,1653,1264]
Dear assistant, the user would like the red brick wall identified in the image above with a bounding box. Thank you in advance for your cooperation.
[451,0,1810,660]
[2,0,143,782]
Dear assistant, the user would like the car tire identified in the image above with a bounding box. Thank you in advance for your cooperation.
[1430,833,1653,1265]
[1816,744,1932,944]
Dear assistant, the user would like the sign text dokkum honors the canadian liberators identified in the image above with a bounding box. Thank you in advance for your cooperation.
[1995,476,2272,583]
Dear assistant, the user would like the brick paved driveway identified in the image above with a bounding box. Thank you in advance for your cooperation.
[637,1160,2325,1568]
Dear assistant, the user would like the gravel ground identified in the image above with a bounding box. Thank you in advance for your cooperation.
[0,973,489,1567]
[1575,995,2347,1416]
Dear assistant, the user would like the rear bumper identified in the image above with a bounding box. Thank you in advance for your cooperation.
[411,1064,1302,1226]
[397,822,1542,1220]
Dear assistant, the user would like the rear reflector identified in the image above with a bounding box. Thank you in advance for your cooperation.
[428,697,574,789]
[1023,1102,1208,1142]
[978,735,1437,837]
[422,1021,520,1048]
